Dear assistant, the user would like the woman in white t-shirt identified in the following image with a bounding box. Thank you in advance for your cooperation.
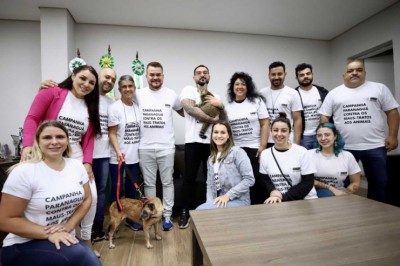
[306,122,361,197]
[260,113,317,203]
[108,75,142,230]
[0,121,100,266]
[225,72,270,205]
[20,65,101,255]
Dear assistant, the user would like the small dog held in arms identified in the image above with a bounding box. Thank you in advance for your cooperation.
[196,83,225,139]
[107,197,163,249]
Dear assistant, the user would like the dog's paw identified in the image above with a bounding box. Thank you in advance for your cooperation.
[146,243,154,249]
[109,244,116,249]
[155,235,162,240]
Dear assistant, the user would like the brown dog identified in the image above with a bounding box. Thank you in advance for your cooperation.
[107,197,163,249]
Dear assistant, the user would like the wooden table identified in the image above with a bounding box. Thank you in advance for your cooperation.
[190,195,400,266]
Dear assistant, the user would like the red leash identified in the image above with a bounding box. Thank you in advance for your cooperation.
[116,156,146,212]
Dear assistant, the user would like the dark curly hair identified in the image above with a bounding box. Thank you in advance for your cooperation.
[227,72,265,103]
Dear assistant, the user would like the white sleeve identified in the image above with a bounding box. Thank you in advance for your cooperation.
[319,92,334,116]
[108,102,121,127]
[291,91,303,112]
[300,148,316,175]
[259,150,269,174]
[179,86,195,101]
[257,98,270,119]
[172,91,183,111]
[380,84,399,111]
[2,164,33,200]
[344,151,362,175]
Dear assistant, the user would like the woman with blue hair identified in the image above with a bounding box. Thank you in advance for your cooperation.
[306,122,361,197]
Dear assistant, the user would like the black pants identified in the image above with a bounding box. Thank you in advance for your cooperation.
[181,142,210,210]
[242,147,268,205]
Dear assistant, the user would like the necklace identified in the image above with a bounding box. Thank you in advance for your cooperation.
[122,101,140,130]
[270,88,283,114]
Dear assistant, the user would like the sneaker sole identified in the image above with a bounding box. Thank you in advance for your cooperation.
[178,218,191,229]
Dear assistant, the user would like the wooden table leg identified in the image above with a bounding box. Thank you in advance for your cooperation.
[192,227,203,266]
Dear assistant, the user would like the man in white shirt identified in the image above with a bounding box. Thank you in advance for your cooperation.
[260,61,303,147]
[320,59,399,202]
[92,68,116,240]
[294,63,329,149]
[136,62,184,231]
[178,65,222,229]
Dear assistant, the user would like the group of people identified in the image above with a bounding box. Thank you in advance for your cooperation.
[0,58,398,265]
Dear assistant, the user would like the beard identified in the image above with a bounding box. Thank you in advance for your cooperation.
[196,79,209,86]
[299,79,313,87]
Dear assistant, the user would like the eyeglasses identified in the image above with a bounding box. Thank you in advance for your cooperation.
[195,71,209,76]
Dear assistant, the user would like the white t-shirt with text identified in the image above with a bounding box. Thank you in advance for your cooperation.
[136,86,182,149]
[225,97,269,149]
[108,100,140,164]
[319,81,399,150]
[2,158,88,247]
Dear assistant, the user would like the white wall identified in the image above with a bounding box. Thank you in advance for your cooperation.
[75,24,330,143]
[0,20,41,156]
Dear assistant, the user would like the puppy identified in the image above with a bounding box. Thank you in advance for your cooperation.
[108,197,163,249]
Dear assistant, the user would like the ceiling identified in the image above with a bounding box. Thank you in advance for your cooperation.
[0,0,398,40]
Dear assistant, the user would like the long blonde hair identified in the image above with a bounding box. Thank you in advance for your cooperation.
[209,120,235,163]
[9,121,71,172]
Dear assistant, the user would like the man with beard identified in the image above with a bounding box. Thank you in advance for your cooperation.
[91,68,116,240]
[178,65,222,229]
[320,59,399,203]
[136,62,184,231]
[260,61,303,147]
[294,63,329,149]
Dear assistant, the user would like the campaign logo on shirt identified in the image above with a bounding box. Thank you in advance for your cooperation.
[281,104,288,107]
[250,112,257,116]
[292,167,301,172]
[165,104,171,108]
[369,97,378,102]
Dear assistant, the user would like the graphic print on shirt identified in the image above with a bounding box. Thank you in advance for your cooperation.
[142,108,166,129]
[230,117,254,138]
[45,189,84,225]
[269,173,291,193]
[343,102,371,125]
[124,122,140,144]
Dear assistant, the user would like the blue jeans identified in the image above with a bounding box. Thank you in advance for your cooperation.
[301,135,317,150]
[316,188,335,198]
[109,163,139,204]
[92,158,110,224]
[196,199,250,210]
[347,147,387,202]
[1,239,101,266]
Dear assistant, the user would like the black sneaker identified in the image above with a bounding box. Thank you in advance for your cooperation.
[178,209,190,229]
[91,222,105,242]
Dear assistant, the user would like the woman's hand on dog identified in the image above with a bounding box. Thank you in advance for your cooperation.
[213,194,230,208]
[47,231,79,250]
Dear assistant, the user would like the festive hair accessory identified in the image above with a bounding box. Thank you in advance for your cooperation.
[99,45,115,69]
[69,48,86,72]
[131,52,145,76]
